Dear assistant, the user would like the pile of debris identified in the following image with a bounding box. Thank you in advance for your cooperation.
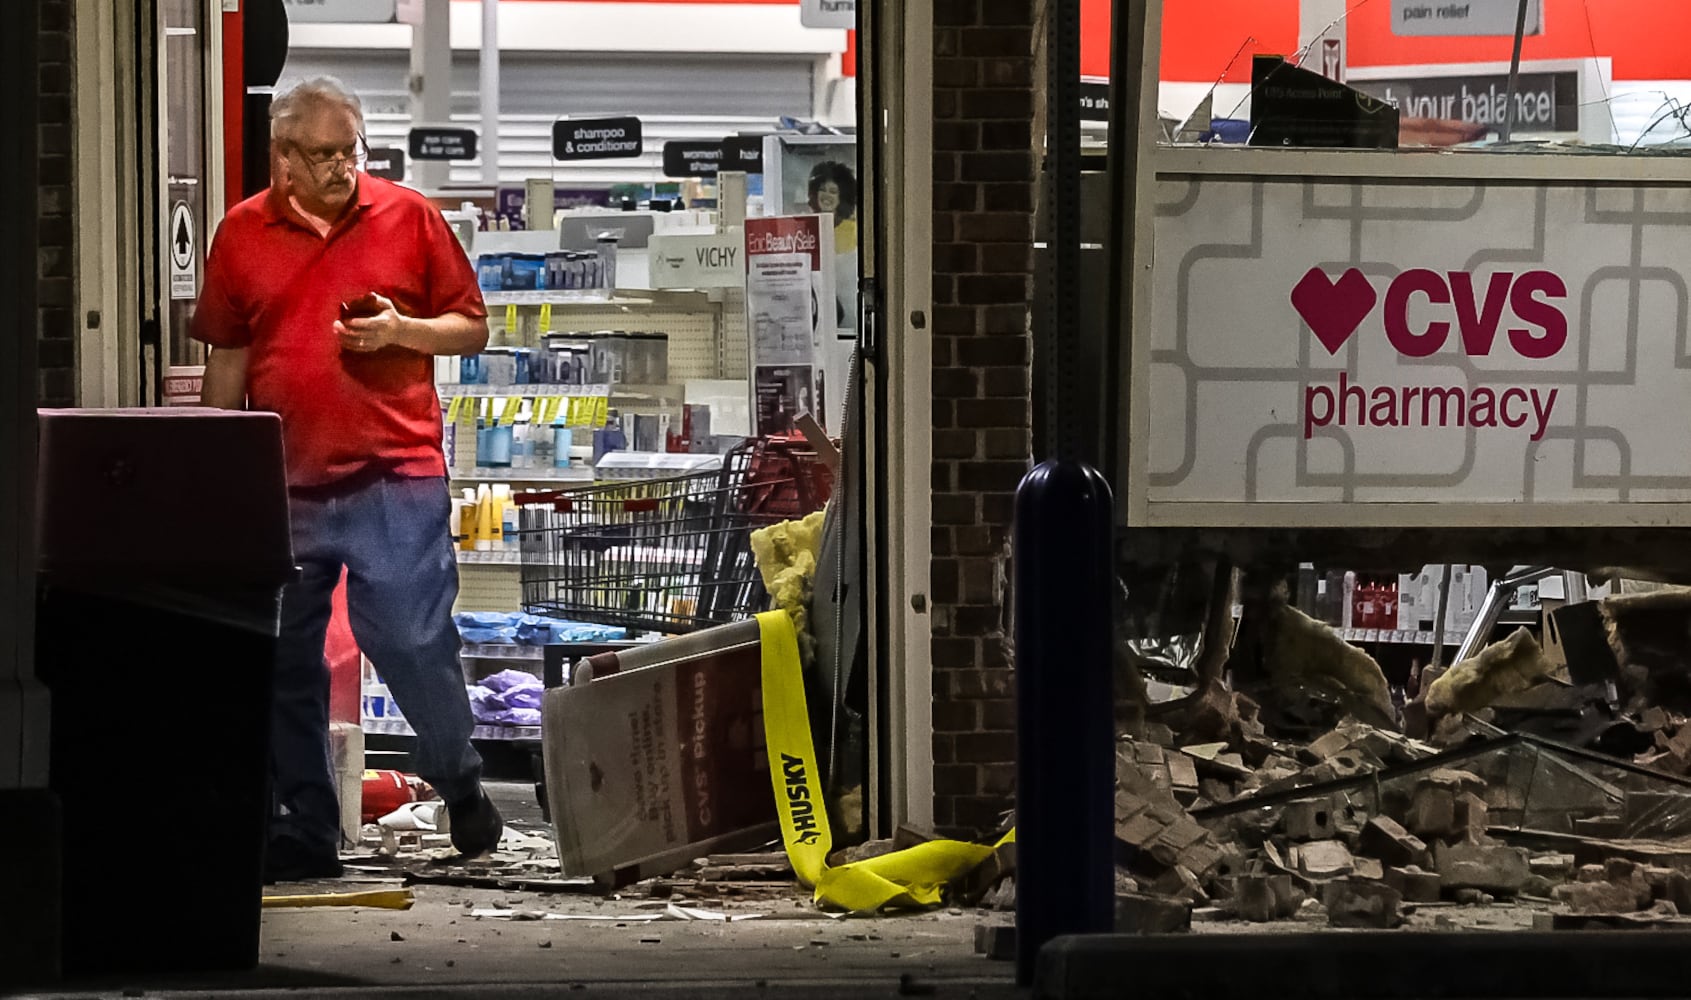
[1109,712,1691,932]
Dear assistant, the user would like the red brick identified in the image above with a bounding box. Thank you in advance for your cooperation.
[958,398,1030,429]
[980,763,1018,797]
[38,339,72,370]
[958,275,1029,306]
[38,155,69,186]
[984,304,1031,334]
[36,247,68,280]
[982,182,1033,213]
[959,460,1030,493]
[933,153,958,184]
[963,89,1035,119]
[980,120,1032,151]
[934,58,979,90]
[978,640,1014,671]
[960,152,1033,184]
[935,90,958,120]
[931,306,977,335]
[983,428,1028,459]
[980,243,1032,274]
[41,3,70,32]
[933,429,978,461]
[933,241,978,273]
[955,796,1014,833]
[935,120,979,152]
[959,559,1000,603]
[982,56,1035,87]
[38,277,70,307]
[933,335,955,367]
[931,525,954,556]
[934,184,980,213]
[932,398,954,428]
[958,337,1029,366]
[931,560,961,605]
[954,668,1014,699]
[932,211,958,243]
[931,461,954,492]
[932,696,977,732]
[985,367,1030,397]
[954,604,1005,637]
[957,212,1030,243]
[956,731,1017,764]
[934,0,979,28]
[981,492,1018,526]
[933,367,979,399]
[935,764,980,796]
[932,796,958,829]
[932,275,955,305]
[981,699,1017,731]
[953,526,994,556]
[933,493,977,525]
[932,733,958,765]
[959,28,1033,59]
[979,2,1035,27]
[933,638,977,670]
[934,29,960,58]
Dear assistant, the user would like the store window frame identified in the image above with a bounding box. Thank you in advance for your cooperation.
[1113,0,1691,534]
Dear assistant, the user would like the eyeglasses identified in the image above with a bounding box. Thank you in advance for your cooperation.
[291,135,369,173]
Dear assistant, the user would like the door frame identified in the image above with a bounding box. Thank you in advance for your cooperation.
[862,0,935,834]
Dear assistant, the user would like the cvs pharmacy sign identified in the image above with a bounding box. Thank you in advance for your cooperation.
[1291,267,1568,441]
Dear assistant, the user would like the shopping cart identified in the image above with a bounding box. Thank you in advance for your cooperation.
[516,441,830,634]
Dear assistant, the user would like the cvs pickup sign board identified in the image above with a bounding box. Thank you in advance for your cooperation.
[1139,177,1691,518]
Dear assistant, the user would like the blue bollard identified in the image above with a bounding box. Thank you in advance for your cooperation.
[1013,459,1117,986]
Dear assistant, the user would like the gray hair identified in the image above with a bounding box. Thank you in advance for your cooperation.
[270,77,365,142]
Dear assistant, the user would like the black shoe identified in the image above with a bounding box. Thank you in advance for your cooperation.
[264,837,344,884]
[447,788,504,857]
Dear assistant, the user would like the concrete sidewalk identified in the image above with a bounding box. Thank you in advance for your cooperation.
[12,871,1020,999]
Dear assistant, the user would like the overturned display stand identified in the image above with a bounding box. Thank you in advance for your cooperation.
[1037,0,1691,996]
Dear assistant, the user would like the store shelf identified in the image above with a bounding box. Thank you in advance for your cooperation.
[439,383,611,398]
[482,290,614,306]
[480,291,710,310]
[450,466,595,483]
[1334,628,1467,646]
[461,643,545,661]
[594,451,724,475]
[457,550,540,566]
[362,717,541,742]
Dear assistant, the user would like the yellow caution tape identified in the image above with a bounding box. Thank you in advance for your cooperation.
[544,396,563,426]
[499,396,523,427]
[756,611,1012,913]
[262,888,415,910]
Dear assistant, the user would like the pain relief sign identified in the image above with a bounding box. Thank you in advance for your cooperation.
[1139,177,1691,517]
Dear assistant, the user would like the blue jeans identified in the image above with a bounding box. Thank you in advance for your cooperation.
[272,473,482,852]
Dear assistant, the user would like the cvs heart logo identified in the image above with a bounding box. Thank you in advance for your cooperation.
[1291,267,1377,355]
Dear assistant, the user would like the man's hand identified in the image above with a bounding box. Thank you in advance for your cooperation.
[337,293,404,353]
[336,293,489,357]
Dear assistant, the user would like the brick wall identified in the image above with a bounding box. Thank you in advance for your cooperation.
[38,0,75,407]
[929,0,1037,836]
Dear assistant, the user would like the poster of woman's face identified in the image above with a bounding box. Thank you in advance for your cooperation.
[766,135,860,334]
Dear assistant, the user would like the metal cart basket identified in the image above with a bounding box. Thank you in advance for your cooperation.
[516,440,826,634]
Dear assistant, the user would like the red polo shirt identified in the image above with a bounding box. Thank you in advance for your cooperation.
[192,175,485,488]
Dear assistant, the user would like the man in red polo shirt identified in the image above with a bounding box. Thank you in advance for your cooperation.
[193,77,502,881]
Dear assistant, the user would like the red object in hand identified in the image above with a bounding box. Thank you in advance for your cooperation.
[361,769,415,823]
[339,292,385,323]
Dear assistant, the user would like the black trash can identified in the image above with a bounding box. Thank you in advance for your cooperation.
[35,408,294,976]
